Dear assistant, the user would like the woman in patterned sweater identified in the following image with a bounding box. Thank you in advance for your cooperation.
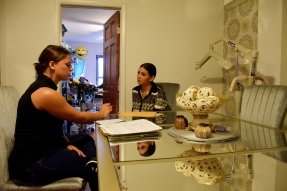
[132,63,167,112]
[132,63,168,157]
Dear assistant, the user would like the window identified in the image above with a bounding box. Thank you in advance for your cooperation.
[96,55,104,86]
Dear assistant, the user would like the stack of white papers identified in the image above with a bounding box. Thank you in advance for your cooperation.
[97,119,162,136]
[96,118,124,125]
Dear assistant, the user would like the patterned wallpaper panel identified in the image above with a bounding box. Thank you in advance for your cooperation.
[221,1,257,190]
[224,0,257,48]
[223,0,258,116]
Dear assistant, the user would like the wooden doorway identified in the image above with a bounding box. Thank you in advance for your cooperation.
[103,11,120,114]
[61,6,121,113]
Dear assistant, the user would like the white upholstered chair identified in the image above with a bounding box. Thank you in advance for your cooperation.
[0,86,85,191]
[240,85,287,162]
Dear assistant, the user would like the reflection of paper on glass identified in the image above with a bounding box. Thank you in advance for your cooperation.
[99,119,162,136]
[109,132,161,144]
[118,111,156,117]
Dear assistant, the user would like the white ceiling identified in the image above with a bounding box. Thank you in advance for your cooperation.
[62,7,118,43]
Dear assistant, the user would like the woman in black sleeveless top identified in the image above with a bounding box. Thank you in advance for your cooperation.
[8,45,112,191]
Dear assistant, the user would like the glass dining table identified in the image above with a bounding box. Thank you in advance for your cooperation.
[94,111,287,191]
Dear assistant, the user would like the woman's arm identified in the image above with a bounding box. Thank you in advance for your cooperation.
[31,87,112,123]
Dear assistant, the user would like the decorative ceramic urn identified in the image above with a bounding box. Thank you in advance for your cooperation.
[176,85,227,130]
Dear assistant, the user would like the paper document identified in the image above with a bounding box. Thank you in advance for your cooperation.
[99,119,162,136]
[96,118,124,125]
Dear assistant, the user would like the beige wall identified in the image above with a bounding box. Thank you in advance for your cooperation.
[0,0,6,85]
[1,0,56,91]
[252,153,287,191]
[0,0,287,190]
[0,0,224,112]
[124,0,224,111]
[0,0,286,111]
[258,0,283,85]
[281,0,287,85]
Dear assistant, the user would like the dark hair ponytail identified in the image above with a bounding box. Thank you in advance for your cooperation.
[34,45,70,77]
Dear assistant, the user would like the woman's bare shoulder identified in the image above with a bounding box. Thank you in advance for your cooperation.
[34,87,60,97]
[32,87,63,109]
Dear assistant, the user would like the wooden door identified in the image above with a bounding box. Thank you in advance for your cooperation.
[103,11,120,114]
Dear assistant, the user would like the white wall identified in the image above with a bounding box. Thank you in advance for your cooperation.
[1,0,286,109]
[0,0,224,112]
[258,0,283,85]
[275,158,287,191]
[1,0,287,190]
[281,0,287,85]
[253,153,287,191]
[124,0,224,111]
[0,0,5,85]
[1,0,56,92]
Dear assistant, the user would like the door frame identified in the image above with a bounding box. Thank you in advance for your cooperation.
[55,0,127,112]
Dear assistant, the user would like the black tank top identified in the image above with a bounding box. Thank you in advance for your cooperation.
[9,74,67,178]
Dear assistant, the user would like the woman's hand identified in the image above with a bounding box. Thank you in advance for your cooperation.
[67,145,86,157]
[99,103,113,118]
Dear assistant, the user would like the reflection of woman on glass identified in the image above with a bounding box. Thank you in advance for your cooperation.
[132,63,167,112]
[137,141,156,157]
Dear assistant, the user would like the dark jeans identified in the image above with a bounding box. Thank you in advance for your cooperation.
[14,134,98,191]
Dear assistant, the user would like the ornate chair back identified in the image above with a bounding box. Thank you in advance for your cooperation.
[240,85,287,162]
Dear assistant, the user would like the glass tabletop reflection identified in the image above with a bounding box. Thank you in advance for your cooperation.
[114,151,287,191]
[102,111,287,164]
